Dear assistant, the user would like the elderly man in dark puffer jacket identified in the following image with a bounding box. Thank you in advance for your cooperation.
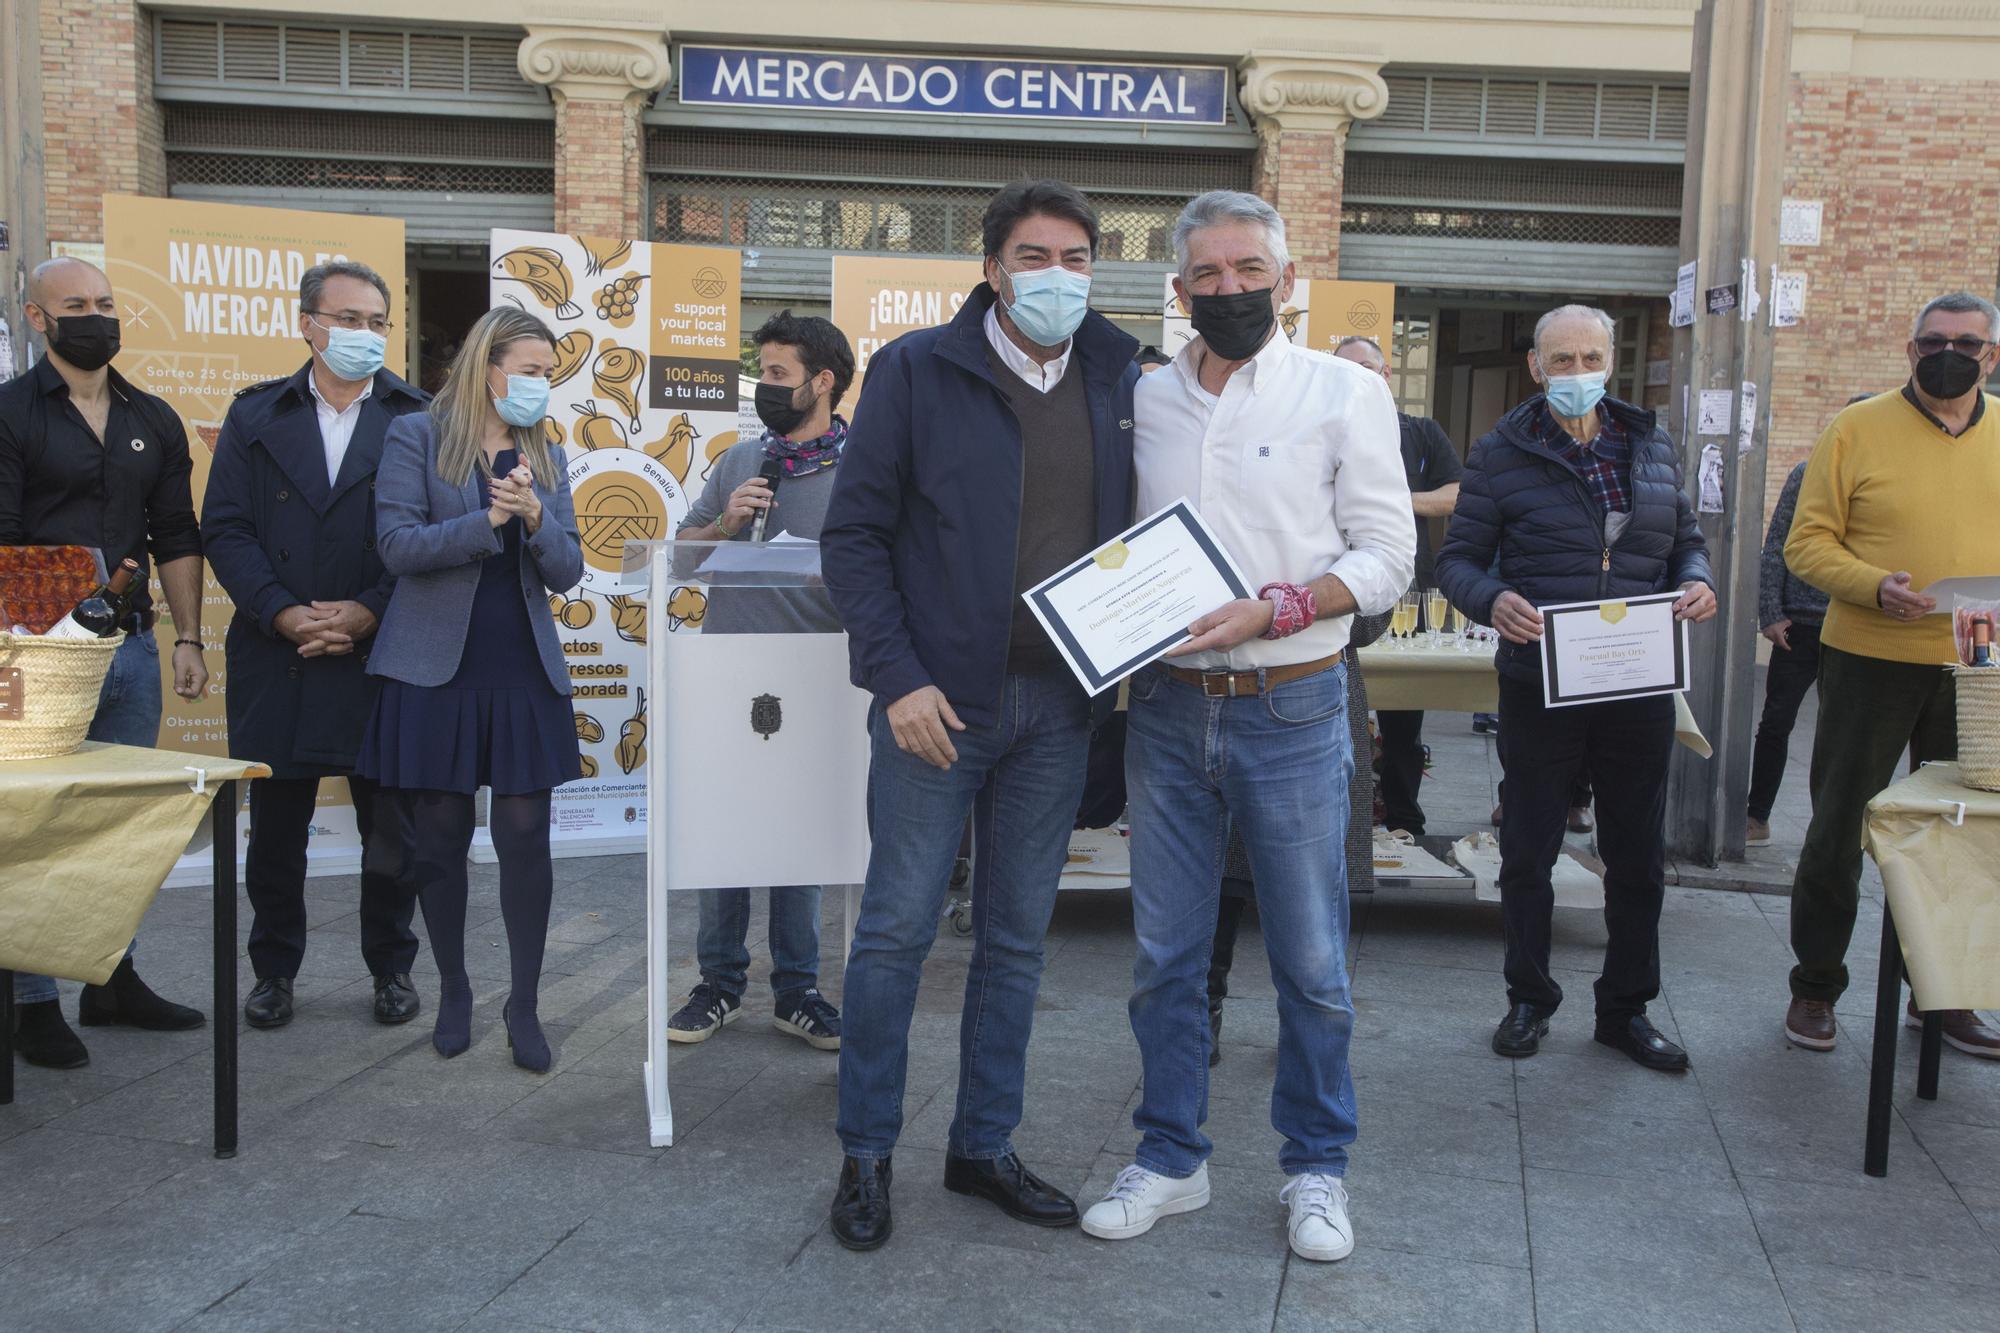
[1436,304,1717,1072]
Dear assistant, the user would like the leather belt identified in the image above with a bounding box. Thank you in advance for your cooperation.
[1164,653,1342,699]
[118,608,156,634]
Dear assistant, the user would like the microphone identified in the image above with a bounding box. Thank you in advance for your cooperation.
[749,459,785,542]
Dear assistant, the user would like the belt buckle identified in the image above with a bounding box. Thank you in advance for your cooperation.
[1200,669,1234,699]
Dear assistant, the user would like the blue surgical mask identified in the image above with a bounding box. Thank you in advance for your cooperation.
[1002,264,1092,347]
[493,373,550,427]
[313,320,387,382]
[1543,371,1608,419]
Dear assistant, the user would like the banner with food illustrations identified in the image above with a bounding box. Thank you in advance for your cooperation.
[1160,275,1396,359]
[101,196,407,882]
[489,229,742,852]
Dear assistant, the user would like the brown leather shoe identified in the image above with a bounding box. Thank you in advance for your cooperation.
[1785,997,1837,1051]
[1905,1001,2000,1059]
[1567,806,1594,834]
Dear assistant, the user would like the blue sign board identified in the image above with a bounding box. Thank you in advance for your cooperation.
[679,46,1229,126]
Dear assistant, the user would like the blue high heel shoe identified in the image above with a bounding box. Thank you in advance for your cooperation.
[503,999,552,1073]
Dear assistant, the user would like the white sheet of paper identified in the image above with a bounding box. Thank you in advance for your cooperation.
[1771,268,1806,327]
[1737,381,1758,453]
[1022,498,1251,695]
[1918,575,2000,612]
[1670,261,1697,328]
[1697,388,1734,435]
[690,539,821,576]
[1539,592,1690,708]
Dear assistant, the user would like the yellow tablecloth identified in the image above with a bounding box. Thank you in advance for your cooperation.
[0,743,267,984]
[1863,762,2000,1010]
[1353,643,1711,757]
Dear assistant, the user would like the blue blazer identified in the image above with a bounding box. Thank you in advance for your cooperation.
[821,283,1138,729]
[204,362,429,775]
[367,412,583,694]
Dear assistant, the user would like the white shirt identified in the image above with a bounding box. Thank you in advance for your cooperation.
[983,305,1071,393]
[1134,334,1416,668]
[308,371,373,486]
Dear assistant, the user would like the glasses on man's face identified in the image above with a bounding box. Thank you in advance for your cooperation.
[310,310,394,336]
[1914,334,1996,359]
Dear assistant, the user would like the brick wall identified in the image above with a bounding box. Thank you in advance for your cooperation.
[41,0,164,242]
[1768,73,2000,513]
[553,96,643,240]
[1253,127,1346,278]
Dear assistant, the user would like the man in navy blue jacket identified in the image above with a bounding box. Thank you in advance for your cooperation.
[820,180,1138,1250]
[1436,305,1716,1072]
[203,260,427,1033]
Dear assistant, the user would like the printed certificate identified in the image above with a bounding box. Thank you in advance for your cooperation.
[1024,499,1251,695]
[1539,591,1690,708]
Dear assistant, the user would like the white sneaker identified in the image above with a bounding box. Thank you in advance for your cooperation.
[1281,1173,1354,1262]
[1079,1163,1210,1240]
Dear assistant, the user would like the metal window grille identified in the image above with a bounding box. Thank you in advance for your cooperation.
[155,13,537,103]
[646,127,1250,265]
[1363,71,1690,148]
[163,106,554,195]
[1343,153,1681,249]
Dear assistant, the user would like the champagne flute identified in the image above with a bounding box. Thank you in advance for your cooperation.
[1398,589,1421,650]
[1425,588,1448,650]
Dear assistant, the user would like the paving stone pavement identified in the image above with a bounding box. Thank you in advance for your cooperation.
[5,676,1994,1331]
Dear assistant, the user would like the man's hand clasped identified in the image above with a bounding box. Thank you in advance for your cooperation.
[276,600,379,659]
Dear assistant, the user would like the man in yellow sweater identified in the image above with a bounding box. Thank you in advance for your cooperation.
[1783,291,2000,1056]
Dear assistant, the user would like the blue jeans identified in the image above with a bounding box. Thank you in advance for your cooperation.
[15,629,161,1003]
[836,672,1090,1161]
[696,885,822,1001]
[1124,660,1358,1179]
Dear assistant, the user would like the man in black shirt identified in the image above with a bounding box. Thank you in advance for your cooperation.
[1,256,209,1070]
[1334,336,1460,836]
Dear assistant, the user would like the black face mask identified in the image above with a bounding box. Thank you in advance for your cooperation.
[1189,289,1277,361]
[755,380,816,437]
[1914,347,1986,400]
[41,312,121,372]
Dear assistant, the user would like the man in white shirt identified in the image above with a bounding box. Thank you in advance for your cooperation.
[1081,191,1413,1263]
[203,260,429,1031]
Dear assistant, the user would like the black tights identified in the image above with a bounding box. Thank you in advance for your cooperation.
[406,789,555,1014]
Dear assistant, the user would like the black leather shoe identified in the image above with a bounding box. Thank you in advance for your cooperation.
[944,1152,1079,1227]
[78,958,205,1031]
[372,973,420,1025]
[1492,1002,1550,1058]
[831,1155,893,1251]
[13,1000,89,1069]
[244,977,295,1029]
[1594,1015,1690,1072]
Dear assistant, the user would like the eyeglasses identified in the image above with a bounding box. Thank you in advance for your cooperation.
[308,310,394,336]
[1914,334,1996,359]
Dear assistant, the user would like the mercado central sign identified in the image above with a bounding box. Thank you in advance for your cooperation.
[679,45,1229,125]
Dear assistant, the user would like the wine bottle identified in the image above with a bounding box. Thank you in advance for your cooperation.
[1974,613,1995,668]
[43,559,140,640]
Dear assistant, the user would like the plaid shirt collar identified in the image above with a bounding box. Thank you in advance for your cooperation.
[1533,400,1633,514]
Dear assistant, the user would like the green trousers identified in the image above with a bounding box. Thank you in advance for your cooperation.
[1789,644,1957,1003]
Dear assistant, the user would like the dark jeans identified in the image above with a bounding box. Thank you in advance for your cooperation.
[1376,710,1426,835]
[1747,621,1822,821]
[246,775,420,979]
[1496,673,1675,1021]
[1790,645,1955,1003]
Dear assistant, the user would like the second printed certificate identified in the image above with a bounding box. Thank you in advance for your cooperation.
[1538,590,1691,708]
[1023,499,1251,695]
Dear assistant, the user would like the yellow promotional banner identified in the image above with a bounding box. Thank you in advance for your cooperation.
[102,195,406,877]
[831,255,981,392]
[1303,279,1398,357]
[490,229,741,849]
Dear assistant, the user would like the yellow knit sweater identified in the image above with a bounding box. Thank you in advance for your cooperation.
[1785,388,2000,665]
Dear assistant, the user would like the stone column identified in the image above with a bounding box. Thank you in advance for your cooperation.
[1236,52,1389,279]
[40,0,166,244]
[518,23,671,240]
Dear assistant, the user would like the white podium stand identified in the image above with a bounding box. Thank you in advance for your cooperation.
[633,541,873,1147]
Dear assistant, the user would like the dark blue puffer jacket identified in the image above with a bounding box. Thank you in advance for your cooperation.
[1435,394,1713,682]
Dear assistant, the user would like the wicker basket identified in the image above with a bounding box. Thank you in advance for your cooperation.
[0,631,121,761]
[1954,665,2000,791]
